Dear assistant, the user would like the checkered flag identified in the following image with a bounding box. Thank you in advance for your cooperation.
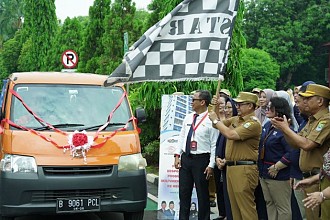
[105,0,239,85]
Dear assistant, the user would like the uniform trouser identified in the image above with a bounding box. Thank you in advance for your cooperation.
[179,153,210,220]
[209,174,216,202]
[214,166,226,217]
[304,181,320,220]
[226,164,258,220]
[221,168,233,220]
[320,177,330,220]
[294,178,307,220]
[260,178,292,220]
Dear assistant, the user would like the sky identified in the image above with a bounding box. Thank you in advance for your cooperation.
[55,0,151,21]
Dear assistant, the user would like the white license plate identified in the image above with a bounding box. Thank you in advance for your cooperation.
[56,197,100,213]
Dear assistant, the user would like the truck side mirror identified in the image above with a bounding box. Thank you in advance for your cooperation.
[135,107,146,124]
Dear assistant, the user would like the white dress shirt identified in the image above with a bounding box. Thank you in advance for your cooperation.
[175,110,218,168]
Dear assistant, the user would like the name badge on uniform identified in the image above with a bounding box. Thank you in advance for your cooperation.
[190,141,197,151]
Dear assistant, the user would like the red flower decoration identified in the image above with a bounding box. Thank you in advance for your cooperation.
[72,133,88,147]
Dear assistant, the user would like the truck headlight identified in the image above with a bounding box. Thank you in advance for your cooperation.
[118,153,147,171]
[0,155,37,173]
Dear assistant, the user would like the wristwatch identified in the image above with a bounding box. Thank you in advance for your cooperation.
[213,119,219,125]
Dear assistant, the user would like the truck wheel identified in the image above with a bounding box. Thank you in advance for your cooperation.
[123,211,144,220]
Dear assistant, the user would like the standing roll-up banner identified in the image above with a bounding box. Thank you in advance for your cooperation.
[158,95,198,220]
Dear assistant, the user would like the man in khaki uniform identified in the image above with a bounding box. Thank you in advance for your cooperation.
[272,84,330,220]
[209,92,261,220]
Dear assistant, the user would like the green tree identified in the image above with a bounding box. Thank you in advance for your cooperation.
[0,0,24,46]
[241,48,280,91]
[145,0,168,31]
[18,0,58,71]
[0,31,23,77]
[47,17,84,71]
[97,0,137,74]
[243,0,330,87]
[78,0,111,73]
[293,0,330,85]
[17,37,33,71]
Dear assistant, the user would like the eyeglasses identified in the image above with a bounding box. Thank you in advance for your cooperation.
[192,98,203,102]
[265,106,273,111]
[235,103,250,107]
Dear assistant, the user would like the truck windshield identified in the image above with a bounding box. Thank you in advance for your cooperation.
[10,84,133,131]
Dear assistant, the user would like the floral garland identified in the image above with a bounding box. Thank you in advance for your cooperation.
[66,130,94,163]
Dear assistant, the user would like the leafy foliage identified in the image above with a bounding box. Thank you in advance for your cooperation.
[142,140,160,166]
[78,0,110,73]
[0,0,24,45]
[0,31,23,76]
[96,0,138,74]
[47,17,84,71]
[241,48,280,91]
[20,0,58,71]
[243,0,330,87]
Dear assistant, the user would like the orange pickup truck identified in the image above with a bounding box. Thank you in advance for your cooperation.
[0,72,147,220]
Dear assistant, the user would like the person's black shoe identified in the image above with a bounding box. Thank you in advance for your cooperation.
[210,200,216,207]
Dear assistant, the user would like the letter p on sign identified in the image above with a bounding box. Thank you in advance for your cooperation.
[62,50,78,69]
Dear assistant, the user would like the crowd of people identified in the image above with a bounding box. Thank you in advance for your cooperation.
[172,82,330,220]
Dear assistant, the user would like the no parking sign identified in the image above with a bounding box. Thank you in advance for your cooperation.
[61,50,78,69]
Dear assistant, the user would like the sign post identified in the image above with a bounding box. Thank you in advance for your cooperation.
[62,50,78,69]
[123,33,129,94]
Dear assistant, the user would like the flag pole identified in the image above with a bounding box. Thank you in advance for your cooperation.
[208,74,224,112]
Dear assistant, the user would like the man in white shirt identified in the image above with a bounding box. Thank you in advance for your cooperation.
[174,90,218,220]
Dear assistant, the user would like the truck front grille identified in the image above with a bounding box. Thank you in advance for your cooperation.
[43,166,113,175]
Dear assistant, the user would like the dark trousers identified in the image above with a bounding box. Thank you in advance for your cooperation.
[221,168,233,220]
[179,153,210,220]
[255,182,268,220]
[214,167,226,217]
[291,189,303,220]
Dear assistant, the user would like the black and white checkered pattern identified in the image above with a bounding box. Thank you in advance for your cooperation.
[106,0,239,85]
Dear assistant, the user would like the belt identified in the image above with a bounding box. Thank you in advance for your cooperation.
[226,160,257,166]
[183,152,210,158]
[302,168,320,178]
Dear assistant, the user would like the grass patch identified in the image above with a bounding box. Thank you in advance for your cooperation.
[146,165,159,176]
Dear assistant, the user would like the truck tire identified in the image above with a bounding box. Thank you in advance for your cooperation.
[123,211,144,220]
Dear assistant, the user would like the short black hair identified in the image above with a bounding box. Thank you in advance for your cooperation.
[269,97,292,120]
[169,201,174,205]
[195,90,211,106]
[161,201,166,204]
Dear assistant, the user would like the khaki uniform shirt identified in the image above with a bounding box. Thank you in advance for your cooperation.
[299,108,330,172]
[223,112,262,161]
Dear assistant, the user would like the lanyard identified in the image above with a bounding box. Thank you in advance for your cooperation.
[191,113,208,139]
[260,126,275,160]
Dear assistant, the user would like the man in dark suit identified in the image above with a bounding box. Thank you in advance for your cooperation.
[165,201,175,220]
[157,201,167,219]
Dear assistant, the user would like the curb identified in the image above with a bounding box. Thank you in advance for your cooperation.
[146,173,159,186]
